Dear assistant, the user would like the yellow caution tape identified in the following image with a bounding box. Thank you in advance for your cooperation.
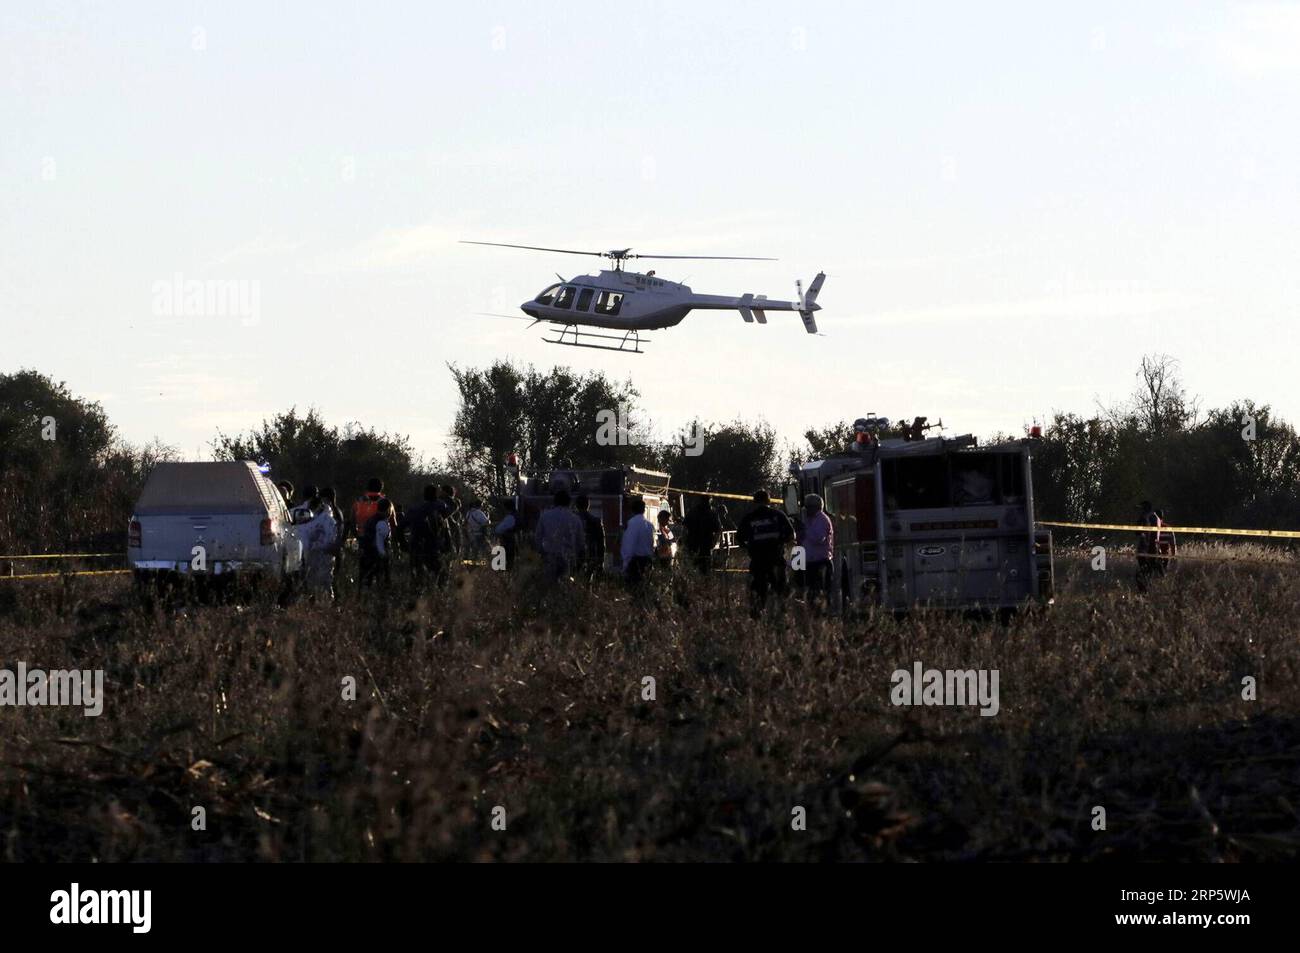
[0,569,132,581]
[1038,521,1300,540]
[620,480,1300,541]
[630,484,771,503]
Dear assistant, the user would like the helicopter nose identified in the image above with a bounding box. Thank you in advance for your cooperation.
[521,303,539,318]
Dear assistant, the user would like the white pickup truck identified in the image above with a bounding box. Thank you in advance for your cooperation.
[128,461,303,582]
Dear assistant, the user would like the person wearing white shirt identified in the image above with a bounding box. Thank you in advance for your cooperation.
[301,501,339,599]
[621,497,656,587]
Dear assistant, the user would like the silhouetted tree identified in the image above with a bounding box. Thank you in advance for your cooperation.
[665,418,783,499]
[0,369,174,551]
[212,407,426,504]
[446,361,656,497]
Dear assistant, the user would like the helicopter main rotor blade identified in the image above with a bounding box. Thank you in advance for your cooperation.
[629,253,778,261]
[460,241,604,257]
[461,241,777,262]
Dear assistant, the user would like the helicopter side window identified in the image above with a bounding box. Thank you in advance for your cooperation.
[576,288,594,311]
[553,286,576,309]
[535,283,561,306]
[594,291,623,316]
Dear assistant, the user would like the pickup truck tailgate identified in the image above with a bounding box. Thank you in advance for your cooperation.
[136,513,267,565]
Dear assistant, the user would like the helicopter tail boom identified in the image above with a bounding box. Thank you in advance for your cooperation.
[694,272,826,332]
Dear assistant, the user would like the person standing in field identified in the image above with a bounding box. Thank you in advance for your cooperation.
[494,500,519,570]
[798,493,834,612]
[575,494,605,583]
[621,496,656,590]
[301,489,340,600]
[737,490,795,616]
[319,486,345,589]
[1135,500,1161,592]
[465,499,491,560]
[534,490,584,582]
[655,509,676,569]
[359,498,394,589]
[353,478,396,586]
[683,494,721,576]
[353,478,395,537]
[437,485,464,558]
[406,484,444,583]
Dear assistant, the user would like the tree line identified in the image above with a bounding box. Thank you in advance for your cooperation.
[2,354,1298,552]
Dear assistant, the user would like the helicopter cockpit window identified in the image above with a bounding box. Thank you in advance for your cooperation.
[576,288,594,311]
[535,283,561,305]
[594,291,623,316]
[553,286,576,309]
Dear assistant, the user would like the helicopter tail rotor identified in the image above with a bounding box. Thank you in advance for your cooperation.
[797,272,826,334]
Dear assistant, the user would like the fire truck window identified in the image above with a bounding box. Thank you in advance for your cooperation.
[884,457,950,509]
[952,455,997,505]
[999,454,1026,503]
[595,291,623,315]
[829,482,855,517]
[535,283,561,305]
[553,286,576,309]
[576,288,594,311]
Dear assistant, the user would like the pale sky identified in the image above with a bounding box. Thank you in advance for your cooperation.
[3,1,1298,462]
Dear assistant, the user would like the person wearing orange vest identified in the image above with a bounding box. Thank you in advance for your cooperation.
[352,477,398,573]
[358,498,394,589]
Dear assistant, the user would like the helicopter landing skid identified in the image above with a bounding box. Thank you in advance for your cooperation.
[545,325,648,354]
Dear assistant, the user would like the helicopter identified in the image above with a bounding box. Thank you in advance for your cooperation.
[462,240,826,354]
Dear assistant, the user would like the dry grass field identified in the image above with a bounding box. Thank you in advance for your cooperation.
[2,545,1298,862]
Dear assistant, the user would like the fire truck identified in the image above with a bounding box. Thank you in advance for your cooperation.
[509,464,674,572]
[786,417,1054,612]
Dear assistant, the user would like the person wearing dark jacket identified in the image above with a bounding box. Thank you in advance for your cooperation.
[683,494,722,575]
[1135,500,1175,591]
[437,485,463,558]
[575,494,605,583]
[406,484,446,584]
[737,490,795,615]
[494,500,519,570]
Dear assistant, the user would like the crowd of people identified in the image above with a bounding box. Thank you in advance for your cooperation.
[269,475,837,614]
[270,477,498,601]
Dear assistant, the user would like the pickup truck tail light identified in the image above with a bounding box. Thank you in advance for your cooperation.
[260,518,276,545]
[128,519,142,548]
